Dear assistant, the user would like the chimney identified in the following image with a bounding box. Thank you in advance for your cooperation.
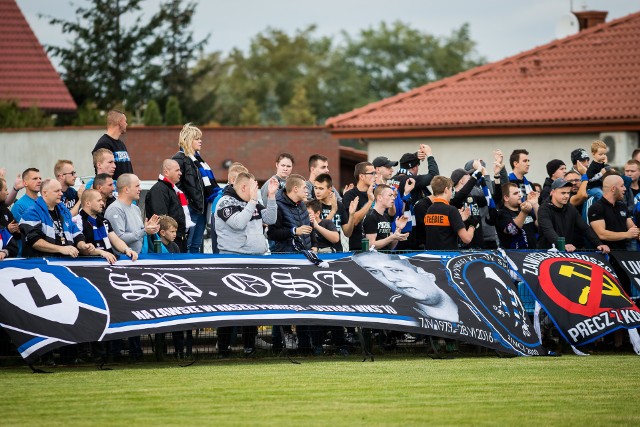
[573,10,608,31]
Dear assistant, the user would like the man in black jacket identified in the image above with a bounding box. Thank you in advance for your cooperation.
[537,178,609,253]
[145,159,187,252]
[267,174,312,253]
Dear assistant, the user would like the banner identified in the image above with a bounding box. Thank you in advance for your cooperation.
[506,251,640,346]
[608,251,640,298]
[0,251,545,361]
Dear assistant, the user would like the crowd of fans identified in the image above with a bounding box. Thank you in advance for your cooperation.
[1,109,639,361]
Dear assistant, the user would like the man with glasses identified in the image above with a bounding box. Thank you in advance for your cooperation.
[55,160,83,216]
[342,162,376,251]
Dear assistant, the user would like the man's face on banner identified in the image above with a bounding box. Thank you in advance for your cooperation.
[354,252,439,303]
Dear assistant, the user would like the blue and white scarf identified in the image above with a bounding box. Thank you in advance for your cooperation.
[0,227,12,250]
[86,215,111,250]
[509,172,533,202]
[190,152,221,203]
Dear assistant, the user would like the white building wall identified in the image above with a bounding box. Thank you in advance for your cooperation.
[367,133,601,185]
[0,129,102,184]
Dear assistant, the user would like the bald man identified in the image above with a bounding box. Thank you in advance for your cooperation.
[588,174,639,251]
[145,159,187,252]
[19,178,95,258]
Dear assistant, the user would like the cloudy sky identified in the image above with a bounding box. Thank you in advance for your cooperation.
[17,0,640,68]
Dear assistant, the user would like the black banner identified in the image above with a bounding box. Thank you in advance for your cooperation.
[608,251,640,298]
[506,251,640,346]
[0,252,545,361]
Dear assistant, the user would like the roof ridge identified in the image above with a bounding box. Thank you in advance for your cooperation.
[326,10,640,128]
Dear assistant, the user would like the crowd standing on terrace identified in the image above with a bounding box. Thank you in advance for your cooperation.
[1,110,638,361]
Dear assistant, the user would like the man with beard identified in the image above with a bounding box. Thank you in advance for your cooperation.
[589,174,639,251]
[496,183,537,249]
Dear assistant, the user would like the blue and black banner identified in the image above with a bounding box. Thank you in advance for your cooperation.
[0,251,547,361]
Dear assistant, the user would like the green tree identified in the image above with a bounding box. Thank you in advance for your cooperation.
[282,84,316,125]
[342,21,485,100]
[0,101,53,128]
[260,87,282,125]
[239,99,260,125]
[143,100,163,125]
[165,96,183,125]
[149,0,210,120]
[45,0,162,110]
[71,101,104,126]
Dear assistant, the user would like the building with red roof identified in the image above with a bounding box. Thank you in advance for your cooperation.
[326,10,640,182]
[0,0,76,113]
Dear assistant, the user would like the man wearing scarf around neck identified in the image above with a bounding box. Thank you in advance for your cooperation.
[145,159,191,253]
[20,179,95,258]
[80,189,138,264]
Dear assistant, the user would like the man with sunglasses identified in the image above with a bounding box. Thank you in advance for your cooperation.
[55,160,84,216]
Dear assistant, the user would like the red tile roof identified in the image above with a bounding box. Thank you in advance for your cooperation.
[0,0,76,112]
[326,11,640,136]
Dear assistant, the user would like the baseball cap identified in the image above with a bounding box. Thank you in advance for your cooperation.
[399,153,420,169]
[451,168,470,186]
[372,156,398,168]
[551,178,573,190]
[571,148,589,164]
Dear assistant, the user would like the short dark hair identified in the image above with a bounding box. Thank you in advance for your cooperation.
[308,154,328,171]
[93,173,112,189]
[314,173,333,188]
[501,182,519,200]
[276,152,295,165]
[509,149,529,169]
[632,148,640,160]
[306,199,322,213]
[21,167,39,180]
[354,162,373,181]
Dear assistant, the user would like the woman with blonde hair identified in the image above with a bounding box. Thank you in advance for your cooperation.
[172,123,221,253]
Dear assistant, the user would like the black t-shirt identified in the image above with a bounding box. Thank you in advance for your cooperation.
[363,210,393,250]
[49,209,67,246]
[588,197,629,250]
[496,206,536,249]
[413,196,433,249]
[423,199,466,250]
[312,219,341,252]
[81,211,115,253]
[61,187,79,211]
[342,187,370,251]
[93,134,133,180]
[320,201,347,234]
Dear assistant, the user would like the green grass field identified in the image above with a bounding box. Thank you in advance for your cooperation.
[1,354,638,426]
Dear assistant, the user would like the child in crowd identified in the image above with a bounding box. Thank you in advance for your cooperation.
[158,215,180,253]
[586,139,610,199]
[307,199,341,253]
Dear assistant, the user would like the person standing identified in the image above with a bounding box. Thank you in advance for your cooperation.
[145,159,189,253]
[11,168,41,222]
[261,153,294,204]
[172,123,221,253]
[54,160,84,216]
[363,184,409,250]
[92,110,132,180]
[342,162,376,251]
[496,183,537,249]
[105,174,160,254]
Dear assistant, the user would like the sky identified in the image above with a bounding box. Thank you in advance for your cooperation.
[16,0,640,69]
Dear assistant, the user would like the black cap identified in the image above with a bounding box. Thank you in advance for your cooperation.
[546,159,566,177]
[551,178,573,190]
[399,153,420,169]
[451,168,469,186]
[571,148,589,164]
[372,156,398,168]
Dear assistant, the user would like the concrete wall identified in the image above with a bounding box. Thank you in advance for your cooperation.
[367,133,602,185]
[0,126,341,187]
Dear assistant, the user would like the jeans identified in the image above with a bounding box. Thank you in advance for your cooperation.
[187,208,206,254]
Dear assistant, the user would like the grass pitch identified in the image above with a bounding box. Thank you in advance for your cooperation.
[1,354,639,426]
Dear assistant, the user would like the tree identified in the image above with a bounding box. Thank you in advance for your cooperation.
[342,21,485,101]
[165,96,183,125]
[239,99,260,125]
[45,0,161,110]
[282,84,316,125]
[71,101,104,126]
[0,101,53,129]
[143,100,162,125]
[149,0,210,120]
[260,87,282,125]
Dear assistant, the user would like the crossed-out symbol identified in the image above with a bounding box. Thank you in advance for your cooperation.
[539,258,633,316]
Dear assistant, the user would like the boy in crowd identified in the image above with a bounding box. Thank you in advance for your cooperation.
[586,139,610,198]
[363,184,409,251]
[158,215,181,253]
[307,199,341,253]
